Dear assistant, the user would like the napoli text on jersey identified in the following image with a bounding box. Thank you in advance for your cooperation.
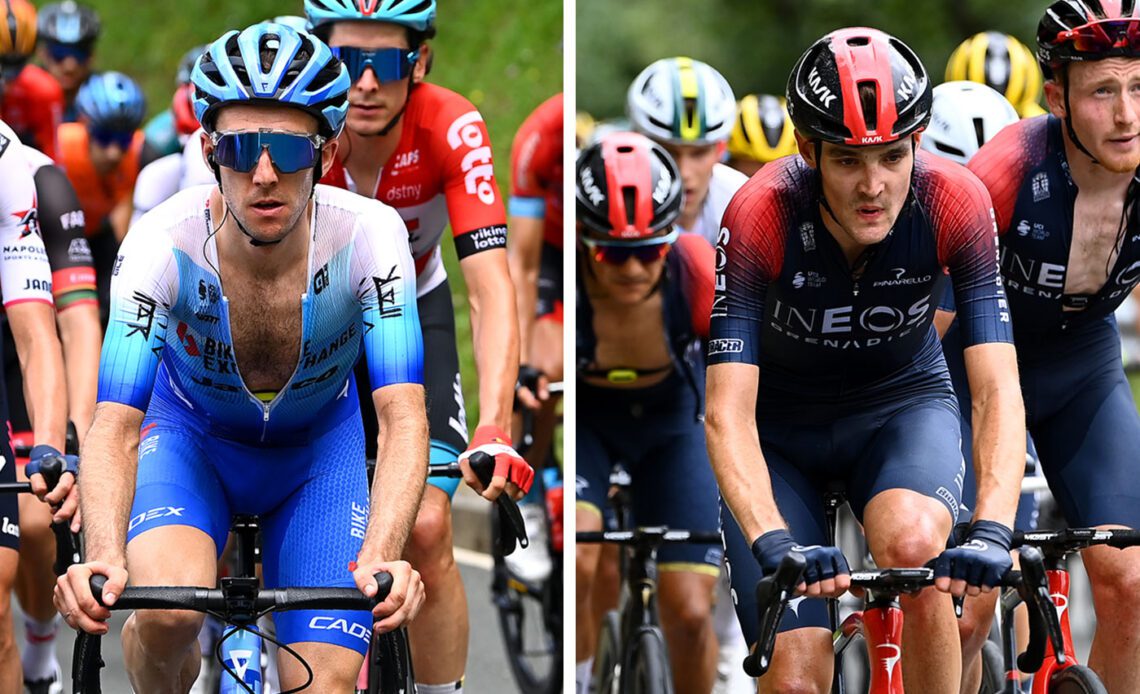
[709,151,1012,417]
[97,184,424,443]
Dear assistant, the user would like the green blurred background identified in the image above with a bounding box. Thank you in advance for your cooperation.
[577,0,1043,119]
[50,0,564,428]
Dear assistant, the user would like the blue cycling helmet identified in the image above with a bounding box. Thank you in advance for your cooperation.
[191,22,350,139]
[76,71,146,132]
[37,1,100,47]
[305,0,436,34]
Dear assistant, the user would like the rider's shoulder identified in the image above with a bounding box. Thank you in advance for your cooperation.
[410,83,488,139]
[969,115,1050,179]
[727,156,810,220]
[315,184,405,235]
[5,64,63,101]
[129,185,209,240]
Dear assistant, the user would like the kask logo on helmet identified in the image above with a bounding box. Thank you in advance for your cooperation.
[579,167,604,207]
[807,67,837,108]
[446,112,496,205]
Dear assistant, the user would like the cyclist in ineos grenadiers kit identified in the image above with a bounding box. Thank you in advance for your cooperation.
[575,131,723,693]
[53,22,428,692]
[963,1,1140,689]
[708,28,1027,692]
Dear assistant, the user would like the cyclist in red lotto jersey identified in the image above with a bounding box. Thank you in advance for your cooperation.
[507,93,563,582]
[0,0,65,159]
[305,2,532,691]
[965,1,1140,689]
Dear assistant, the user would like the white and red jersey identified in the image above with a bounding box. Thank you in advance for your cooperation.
[322,83,508,297]
[0,120,54,309]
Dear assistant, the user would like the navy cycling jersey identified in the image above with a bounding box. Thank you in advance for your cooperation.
[709,151,1012,416]
[969,116,1140,343]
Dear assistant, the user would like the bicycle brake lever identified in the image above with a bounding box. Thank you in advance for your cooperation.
[467,452,530,554]
[743,552,806,677]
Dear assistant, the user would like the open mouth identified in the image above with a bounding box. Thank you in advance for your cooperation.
[856,206,883,221]
[251,200,284,215]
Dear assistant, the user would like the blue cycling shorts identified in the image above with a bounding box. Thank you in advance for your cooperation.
[723,393,964,644]
[576,372,722,574]
[127,393,373,655]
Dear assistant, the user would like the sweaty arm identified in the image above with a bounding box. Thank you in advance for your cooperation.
[85,221,174,565]
[35,161,100,440]
[506,213,544,363]
[705,193,788,540]
[354,205,427,563]
[940,176,1023,528]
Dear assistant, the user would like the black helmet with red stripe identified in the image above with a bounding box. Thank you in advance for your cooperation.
[576,131,683,241]
[786,27,932,146]
[1037,0,1140,78]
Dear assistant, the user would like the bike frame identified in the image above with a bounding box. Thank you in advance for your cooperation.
[834,595,906,693]
[1029,567,1078,693]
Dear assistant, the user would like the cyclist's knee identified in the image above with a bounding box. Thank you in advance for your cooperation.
[658,571,715,640]
[575,549,600,607]
[406,496,454,571]
[759,672,829,694]
[1088,552,1140,613]
[869,515,946,568]
[132,609,205,654]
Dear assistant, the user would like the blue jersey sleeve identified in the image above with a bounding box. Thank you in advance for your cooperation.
[353,204,424,390]
[97,222,176,411]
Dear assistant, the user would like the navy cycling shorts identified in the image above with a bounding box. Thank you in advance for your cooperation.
[1021,318,1140,529]
[576,372,723,574]
[723,393,964,644]
[128,395,373,655]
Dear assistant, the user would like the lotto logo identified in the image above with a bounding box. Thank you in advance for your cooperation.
[1,516,18,538]
[446,112,496,205]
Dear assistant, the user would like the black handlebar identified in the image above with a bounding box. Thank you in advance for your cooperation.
[742,546,1064,678]
[575,527,723,546]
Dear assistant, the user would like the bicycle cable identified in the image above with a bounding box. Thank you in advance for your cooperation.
[210,606,315,694]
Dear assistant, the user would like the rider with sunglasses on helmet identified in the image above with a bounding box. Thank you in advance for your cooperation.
[0,0,64,159]
[56,71,157,318]
[963,2,1140,689]
[304,3,533,691]
[575,131,723,693]
[709,28,1027,691]
[36,1,99,123]
[627,57,748,249]
[54,21,429,692]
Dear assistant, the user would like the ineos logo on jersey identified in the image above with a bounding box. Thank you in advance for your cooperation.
[1115,260,1140,287]
[446,111,496,205]
[1001,248,1065,294]
[769,294,932,347]
[711,227,730,318]
[807,67,837,108]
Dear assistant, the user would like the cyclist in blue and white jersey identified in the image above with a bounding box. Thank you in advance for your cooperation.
[53,23,429,692]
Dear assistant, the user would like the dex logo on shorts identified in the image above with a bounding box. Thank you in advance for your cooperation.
[128,506,186,531]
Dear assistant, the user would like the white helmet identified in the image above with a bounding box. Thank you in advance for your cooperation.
[627,57,736,146]
[920,81,1018,165]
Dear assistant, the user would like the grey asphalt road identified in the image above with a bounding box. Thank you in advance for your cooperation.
[16,556,526,693]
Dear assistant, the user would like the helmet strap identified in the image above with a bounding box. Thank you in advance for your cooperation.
[1063,80,1101,164]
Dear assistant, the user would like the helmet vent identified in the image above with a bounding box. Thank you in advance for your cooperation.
[621,186,638,227]
[846,36,871,47]
[616,145,634,153]
[858,81,878,131]
[934,140,967,158]
[972,117,986,148]
[260,35,280,72]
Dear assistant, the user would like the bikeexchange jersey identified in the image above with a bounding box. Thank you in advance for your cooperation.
[709,151,1012,420]
[97,184,423,444]
[678,163,748,247]
[510,92,563,249]
[321,82,508,297]
[0,65,64,159]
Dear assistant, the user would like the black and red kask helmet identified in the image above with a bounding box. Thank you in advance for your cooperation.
[576,131,683,242]
[1037,0,1140,78]
[787,27,932,146]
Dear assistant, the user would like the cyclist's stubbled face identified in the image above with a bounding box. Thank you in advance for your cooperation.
[800,135,914,251]
[584,243,668,306]
[39,46,91,93]
[661,142,719,221]
[206,105,335,244]
[1047,58,1140,174]
[327,21,428,137]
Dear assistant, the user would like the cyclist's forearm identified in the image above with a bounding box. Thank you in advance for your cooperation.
[365,384,429,563]
[465,252,520,430]
[965,344,1024,528]
[58,302,102,442]
[706,365,785,540]
[79,403,142,566]
[507,215,543,362]
[12,304,68,450]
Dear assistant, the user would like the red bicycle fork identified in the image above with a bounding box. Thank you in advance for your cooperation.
[837,598,906,694]
[1028,569,1078,693]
